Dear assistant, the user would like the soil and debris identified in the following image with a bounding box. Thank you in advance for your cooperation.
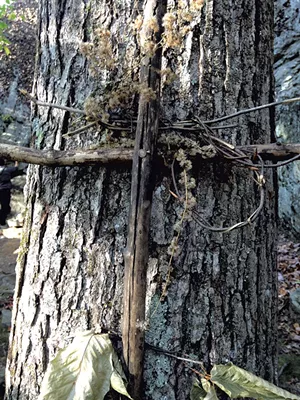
[0,227,21,398]
[0,177,25,396]
[277,235,300,394]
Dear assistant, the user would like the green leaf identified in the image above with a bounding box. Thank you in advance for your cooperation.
[211,363,300,400]
[190,380,218,400]
[1,36,10,44]
[39,331,132,400]
[3,45,10,55]
[110,370,132,398]
[203,386,218,400]
[7,12,16,20]
[201,378,211,393]
[110,351,132,399]
[0,21,8,30]
[190,380,207,400]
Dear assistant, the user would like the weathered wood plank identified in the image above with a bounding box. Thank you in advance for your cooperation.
[1,142,300,166]
[122,1,167,398]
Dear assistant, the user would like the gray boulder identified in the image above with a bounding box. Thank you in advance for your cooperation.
[275,0,300,238]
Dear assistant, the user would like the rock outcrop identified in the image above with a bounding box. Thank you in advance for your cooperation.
[0,0,37,227]
[0,1,37,393]
[0,0,36,147]
[275,0,300,238]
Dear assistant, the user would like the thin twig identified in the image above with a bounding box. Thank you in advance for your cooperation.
[158,123,238,131]
[184,364,209,380]
[193,116,253,167]
[209,124,238,130]
[171,158,181,199]
[63,121,99,137]
[150,169,188,319]
[262,154,300,168]
[145,343,206,369]
[191,179,264,233]
[16,88,300,171]
[63,120,132,137]
[204,96,300,124]
[186,155,265,233]
[160,169,188,302]
[278,363,289,379]
[19,89,86,115]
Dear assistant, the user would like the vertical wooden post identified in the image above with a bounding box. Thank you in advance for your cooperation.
[122,1,167,398]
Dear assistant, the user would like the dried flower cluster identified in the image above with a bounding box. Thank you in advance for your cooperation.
[162,12,184,49]
[176,149,197,211]
[80,28,115,76]
[83,80,157,124]
[162,0,205,49]
[166,152,196,261]
[132,14,159,57]
[167,236,179,256]
[84,96,110,122]
[190,0,205,11]
[80,2,205,133]
[157,67,178,85]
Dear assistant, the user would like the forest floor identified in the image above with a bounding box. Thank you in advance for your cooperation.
[0,226,22,398]
[277,235,300,394]
[0,228,299,396]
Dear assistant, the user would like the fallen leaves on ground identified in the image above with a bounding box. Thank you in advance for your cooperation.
[277,235,300,394]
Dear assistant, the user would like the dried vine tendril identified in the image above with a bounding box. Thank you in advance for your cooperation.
[171,151,266,233]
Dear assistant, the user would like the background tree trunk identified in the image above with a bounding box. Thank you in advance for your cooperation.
[274,0,300,238]
[6,1,277,399]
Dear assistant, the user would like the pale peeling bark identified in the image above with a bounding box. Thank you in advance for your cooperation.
[6,1,276,400]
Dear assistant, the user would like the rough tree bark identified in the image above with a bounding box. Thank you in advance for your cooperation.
[6,1,277,400]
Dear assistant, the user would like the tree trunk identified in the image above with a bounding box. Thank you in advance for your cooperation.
[6,1,277,399]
